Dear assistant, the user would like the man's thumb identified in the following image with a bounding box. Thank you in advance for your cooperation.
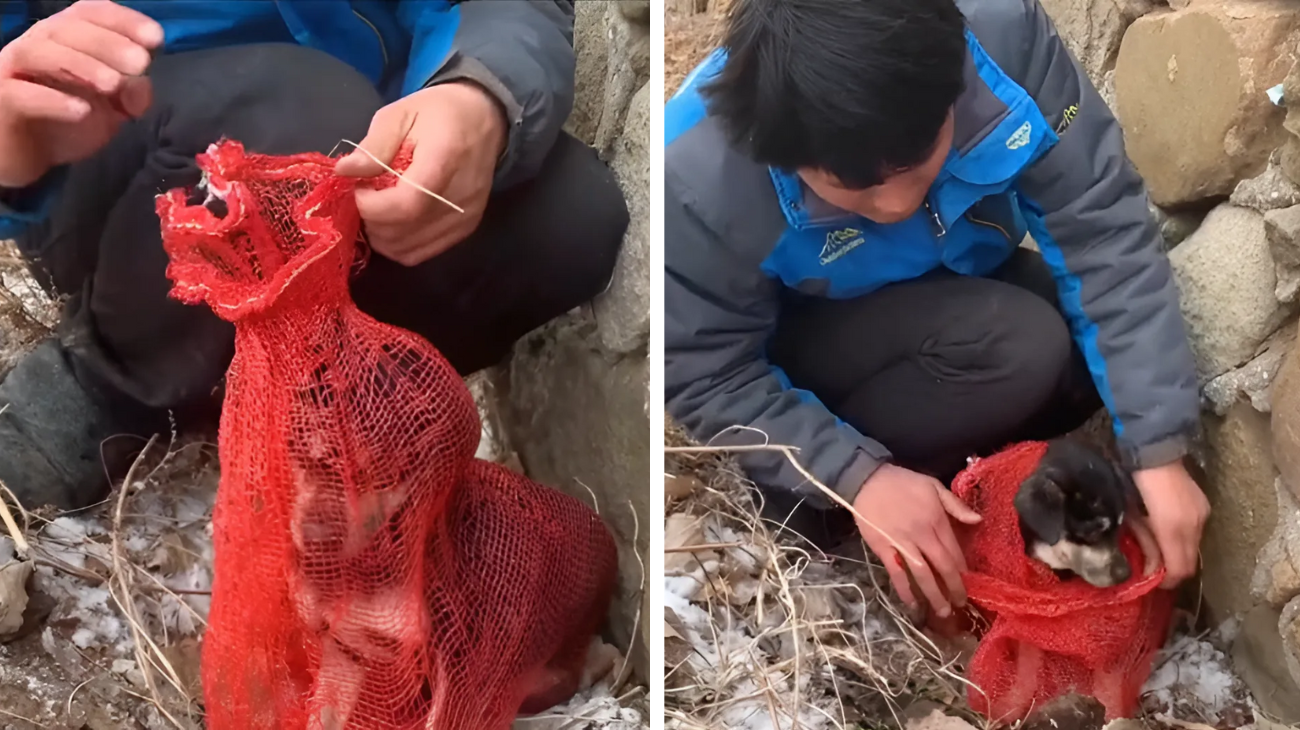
[937,488,982,524]
[335,109,410,178]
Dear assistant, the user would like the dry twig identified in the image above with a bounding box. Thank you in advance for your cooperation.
[107,435,191,729]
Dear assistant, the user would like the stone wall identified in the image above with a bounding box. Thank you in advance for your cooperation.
[484,1,651,683]
[1056,0,1300,719]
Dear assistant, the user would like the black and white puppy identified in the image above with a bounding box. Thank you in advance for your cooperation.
[1013,438,1144,588]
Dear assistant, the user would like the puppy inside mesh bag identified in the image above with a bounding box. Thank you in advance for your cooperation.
[939,440,1173,723]
[157,139,618,730]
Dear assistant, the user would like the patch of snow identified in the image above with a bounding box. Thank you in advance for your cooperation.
[1142,630,1247,724]
[512,683,644,730]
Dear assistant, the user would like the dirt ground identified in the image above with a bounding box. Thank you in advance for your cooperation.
[665,4,723,100]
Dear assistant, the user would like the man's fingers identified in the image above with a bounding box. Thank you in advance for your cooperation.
[936,486,982,525]
[1128,515,1162,577]
[354,144,456,226]
[7,35,125,96]
[931,524,969,605]
[1160,532,1198,589]
[46,17,152,77]
[116,74,150,118]
[882,553,918,610]
[336,107,412,179]
[919,535,965,612]
[0,78,90,122]
[66,0,164,49]
[904,548,951,618]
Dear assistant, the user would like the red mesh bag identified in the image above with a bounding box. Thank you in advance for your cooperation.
[156,140,618,730]
[951,441,1173,723]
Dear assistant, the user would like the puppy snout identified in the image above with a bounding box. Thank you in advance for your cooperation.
[1075,545,1132,588]
[1109,556,1131,585]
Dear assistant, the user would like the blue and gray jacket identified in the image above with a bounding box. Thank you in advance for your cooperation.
[664,0,1201,506]
[0,0,575,239]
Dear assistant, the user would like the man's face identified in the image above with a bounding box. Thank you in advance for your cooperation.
[797,109,956,225]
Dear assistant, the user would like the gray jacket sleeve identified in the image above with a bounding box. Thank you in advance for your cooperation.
[1002,0,1201,468]
[423,1,576,190]
[664,167,894,508]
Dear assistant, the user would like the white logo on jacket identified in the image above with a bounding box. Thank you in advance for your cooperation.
[819,228,866,265]
[1006,121,1033,150]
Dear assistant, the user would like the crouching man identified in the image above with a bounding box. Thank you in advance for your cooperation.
[664,0,1209,617]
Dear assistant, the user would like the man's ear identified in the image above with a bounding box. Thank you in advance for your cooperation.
[1114,462,1147,517]
[1014,472,1066,545]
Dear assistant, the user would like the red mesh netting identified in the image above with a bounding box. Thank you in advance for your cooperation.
[951,441,1173,723]
[156,140,618,730]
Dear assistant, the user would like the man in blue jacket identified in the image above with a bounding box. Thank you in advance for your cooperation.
[665,0,1209,618]
[0,0,627,510]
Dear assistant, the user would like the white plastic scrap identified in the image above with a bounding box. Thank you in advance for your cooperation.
[1268,83,1285,106]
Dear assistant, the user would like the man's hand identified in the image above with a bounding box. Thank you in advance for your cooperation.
[335,81,508,267]
[1132,460,1210,589]
[0,0,162,189]
[852,464,982,618]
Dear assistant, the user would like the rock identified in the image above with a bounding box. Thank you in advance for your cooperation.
[592,82,650,355]
[617,0,650,24]
[493,317,650,682]
[1232,155,1300,212]
[1265,203,1300,303]
[1282,595,1300,699]
[1148,200,1205,250]
[1114,3,1300,206]
[1039,0,1154,89]
[1253,478,1300,608]
[1282,136,1300,189]
[904,709,979,730]
[0,559,31,636]
[567,1,610,147]
[1273,334,1300,502]
[1234,603,1300,724]
[1169,204,1296,383]
[568,3,650,158]
[1201,322,1295,416]
[1200,400,1281,620]
[1019,693,1105,730]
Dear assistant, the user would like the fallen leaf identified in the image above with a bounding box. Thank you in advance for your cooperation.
[579,638,623,689]
[161,637,203,697]
[665,474,703,502]
[0,559,33,636]
[2,584,54,644]
[664,619,681,641]
[148,533,198,575]
[664,514,711,572]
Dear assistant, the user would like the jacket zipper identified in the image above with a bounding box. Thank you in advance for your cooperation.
[924,199,946,238]
[965,212,1014,244]
[353,9,389,76]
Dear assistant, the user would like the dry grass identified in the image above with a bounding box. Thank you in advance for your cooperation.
[663,420,980,730]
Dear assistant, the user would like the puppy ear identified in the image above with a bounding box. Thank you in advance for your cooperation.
[1014,472,1066,545]
[1114,462,1147,516]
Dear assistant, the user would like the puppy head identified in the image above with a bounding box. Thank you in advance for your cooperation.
[1014,439,1141,588]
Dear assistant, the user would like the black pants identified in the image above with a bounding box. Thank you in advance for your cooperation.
[765,248,1103,542]
[16,44,628,427]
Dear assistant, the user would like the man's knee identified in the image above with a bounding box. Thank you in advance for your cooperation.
[525,134,630,303]
[966,283,1074,395]
[147,44,384,159]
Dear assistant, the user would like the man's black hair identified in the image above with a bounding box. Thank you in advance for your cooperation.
[702,0,968,189]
